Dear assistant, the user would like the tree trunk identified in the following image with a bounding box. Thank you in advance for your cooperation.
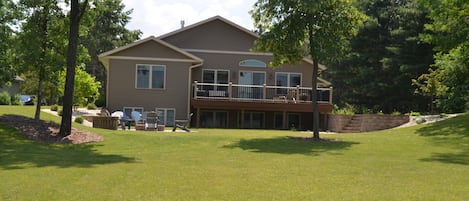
[309,29,320,141]
[59,0,87,137]
[311,59,320,140]
[34,66,45,120]
[34,5,50,121]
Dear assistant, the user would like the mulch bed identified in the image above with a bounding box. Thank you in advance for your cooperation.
[0,114,103,144]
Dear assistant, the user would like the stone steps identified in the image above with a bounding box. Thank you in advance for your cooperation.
[341,115,362,133]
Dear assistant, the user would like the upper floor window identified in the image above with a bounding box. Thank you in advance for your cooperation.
[136,64,165,89]
[202,69,229,91]
[276,72,302,94]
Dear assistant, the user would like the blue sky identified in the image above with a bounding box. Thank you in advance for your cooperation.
[121,0,257,38]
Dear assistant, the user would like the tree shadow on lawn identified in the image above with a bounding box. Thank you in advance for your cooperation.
[416,114,469,166]
[0,125,136,170]
[223,136,359,156]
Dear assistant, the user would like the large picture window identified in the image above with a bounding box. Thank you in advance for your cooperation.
[202,69,229,91]
[136,64,165,89]
[275,72,301,94]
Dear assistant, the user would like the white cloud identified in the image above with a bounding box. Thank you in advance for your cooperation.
[121,0,256,38]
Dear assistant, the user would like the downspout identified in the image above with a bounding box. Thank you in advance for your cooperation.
[187,62,203,119]
[99,56,110,109]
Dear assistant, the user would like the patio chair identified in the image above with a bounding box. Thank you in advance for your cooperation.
[131,111,145,130]
[172,113,193,132]
[145,111,159,130]
[287,89,297,103]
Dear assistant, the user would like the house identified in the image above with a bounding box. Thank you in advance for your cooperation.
[0,76,24,95]
[99,16,333,130]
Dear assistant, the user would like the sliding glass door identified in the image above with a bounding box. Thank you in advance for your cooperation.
[238,71,265,99]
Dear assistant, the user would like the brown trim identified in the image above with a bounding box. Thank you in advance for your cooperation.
[191,99,333,113]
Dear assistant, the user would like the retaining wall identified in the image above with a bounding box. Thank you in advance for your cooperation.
[328,114,410,133]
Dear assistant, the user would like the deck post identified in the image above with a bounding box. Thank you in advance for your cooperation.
[196,107,200,128]
[228,82,233,100]
[329,87,333,104]
[282,110,287,129]
[296,85,300,101]
[263,84,267,100]
[240,110,245,128]
[194,81,198,99]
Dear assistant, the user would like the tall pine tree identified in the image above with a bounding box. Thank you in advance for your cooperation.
[328,0,434,113]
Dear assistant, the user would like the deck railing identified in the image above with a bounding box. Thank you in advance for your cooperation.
[192,81,332,104]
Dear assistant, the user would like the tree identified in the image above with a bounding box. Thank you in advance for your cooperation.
[0,0,18,88]
[327,0,434,113]
[81,0,141,91]
[412,68,448,113]
[251,0,366,140]
[59,0,89,137]
[58,66,100,106]
[419,0,469,112]
[17,0,66,120]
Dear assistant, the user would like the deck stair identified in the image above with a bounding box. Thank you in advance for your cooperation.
[341,115,362,133]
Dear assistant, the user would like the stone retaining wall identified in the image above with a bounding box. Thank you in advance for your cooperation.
[327,114,353,132]
[328,114,410,133]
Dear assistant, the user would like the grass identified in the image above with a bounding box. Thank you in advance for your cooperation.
[1,105,468,200]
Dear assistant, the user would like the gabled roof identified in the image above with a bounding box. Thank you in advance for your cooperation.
[98,36,203,69]
[157,16,326,71]
[157,15,259,40]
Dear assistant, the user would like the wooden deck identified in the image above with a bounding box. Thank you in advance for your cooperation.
[191,98,333,113]
[190,82,333,129]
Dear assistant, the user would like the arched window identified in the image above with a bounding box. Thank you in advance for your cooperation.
[239,59,267,68]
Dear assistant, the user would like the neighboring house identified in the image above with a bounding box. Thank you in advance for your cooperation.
[99,16,333,130]
[0,76,24,95]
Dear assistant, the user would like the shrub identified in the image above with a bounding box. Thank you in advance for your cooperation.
[95,93,106,107]
[0,91,11,105]
[58,110,63,116]
[409,111,421,116]
[360,107,371,114]
[439,113,448,118]
[416,118,426,124]
[87,103,97,110]
[10,94,21,105]
[51,105,59,111]
[332,104,355,115]
[74,116,84,124]
[391,111,402,116]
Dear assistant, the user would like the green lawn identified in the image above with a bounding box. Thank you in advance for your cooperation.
[1,106,468,201]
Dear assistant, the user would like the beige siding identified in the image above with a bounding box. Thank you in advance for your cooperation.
[107,59,191,119]
[113,40,190,59]
[190,52,314,87]
[102,16,331,126]
[162,20,256,51]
